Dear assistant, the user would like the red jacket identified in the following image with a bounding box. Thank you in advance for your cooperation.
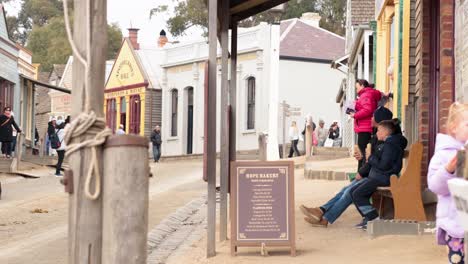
[354,87,382,133]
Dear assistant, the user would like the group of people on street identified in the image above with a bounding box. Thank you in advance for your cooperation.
[47,115,71,177]
[287,118,341,158]
[299,78,467,264]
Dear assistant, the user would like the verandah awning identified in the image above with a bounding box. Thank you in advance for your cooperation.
[20,74,71,94]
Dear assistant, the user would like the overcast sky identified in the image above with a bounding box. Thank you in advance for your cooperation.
[3,0,204,46]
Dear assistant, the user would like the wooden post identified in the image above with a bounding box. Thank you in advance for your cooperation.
[229,20,238,167]
[68,0,107,263]
[207,0,218,257]
[11,133,23,172]
[282,101,287,159]
[219,0,230,242]
[102,135,149,264]
[305,116,313,157]
[258,133,267,161]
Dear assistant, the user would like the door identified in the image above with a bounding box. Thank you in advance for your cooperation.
[120,96,127,132]
[186,88,194,154]
[129,95,141,135]
[106,98,117,132]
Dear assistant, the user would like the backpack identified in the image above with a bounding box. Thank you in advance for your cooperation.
[50,129,61,149]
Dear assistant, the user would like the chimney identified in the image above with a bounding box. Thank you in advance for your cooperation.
[301,12,321,28]
[128,28,140,50]
[158,30,168,48]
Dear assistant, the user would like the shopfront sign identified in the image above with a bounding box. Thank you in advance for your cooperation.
[230,161,296,256]
[105,87,145,99]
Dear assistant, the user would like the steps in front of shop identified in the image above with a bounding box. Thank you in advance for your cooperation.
[159,149,259,162]
[0,159,12,173]
[311,147,350,158]
[305,148,355,181]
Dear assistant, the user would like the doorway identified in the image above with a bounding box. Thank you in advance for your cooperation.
[129,95,141,135]
[106,98,117,132]
[120,96,127,132]
[186,87,194,154]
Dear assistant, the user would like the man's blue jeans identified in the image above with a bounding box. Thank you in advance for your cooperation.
[321,179,364,224]
[153,145,161,162]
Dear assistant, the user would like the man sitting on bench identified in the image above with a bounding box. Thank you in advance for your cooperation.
[351,119,407,229]
[300,107,393,227]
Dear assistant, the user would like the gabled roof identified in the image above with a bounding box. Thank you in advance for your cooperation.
[135,48,164,89]
[350,0,375,25]
[0,4,10,41]
[280,19,345,62]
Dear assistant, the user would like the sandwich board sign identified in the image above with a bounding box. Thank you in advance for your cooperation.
[230,160,296,256]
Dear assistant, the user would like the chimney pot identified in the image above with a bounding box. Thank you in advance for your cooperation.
[158,30,168,48]
[128,28,140,50]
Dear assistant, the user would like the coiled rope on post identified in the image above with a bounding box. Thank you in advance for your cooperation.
[62,0,112,200]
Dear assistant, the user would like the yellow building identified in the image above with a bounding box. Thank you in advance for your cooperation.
[375,0,411,123]
[104,34,162,136]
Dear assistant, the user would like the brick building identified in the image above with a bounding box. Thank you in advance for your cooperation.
[336,0,458,190]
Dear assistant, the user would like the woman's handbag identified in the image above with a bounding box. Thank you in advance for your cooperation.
[324,138,334,147]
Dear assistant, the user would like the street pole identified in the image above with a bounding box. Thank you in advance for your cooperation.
[102,136,149,264]
[282,101,287,159]
[266,22,280,161]
[207,0,218,257]
[67,0,107,263]
[219,0,230,242]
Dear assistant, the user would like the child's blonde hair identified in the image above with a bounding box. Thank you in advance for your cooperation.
[446,102,468,134]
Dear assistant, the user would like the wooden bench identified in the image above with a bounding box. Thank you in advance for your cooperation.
[374,142,427,221]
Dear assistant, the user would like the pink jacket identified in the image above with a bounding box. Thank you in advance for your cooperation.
[428,133,464,242]
[353,87,382,133]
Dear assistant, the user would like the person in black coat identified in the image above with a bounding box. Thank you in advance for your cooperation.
[150,125,162,162]
[0,107,21,158]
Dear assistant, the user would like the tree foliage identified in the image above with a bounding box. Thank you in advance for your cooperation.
[5,0,122,72]
[151,0,346,37]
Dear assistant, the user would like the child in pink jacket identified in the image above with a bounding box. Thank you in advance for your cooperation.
[428,102,468,264]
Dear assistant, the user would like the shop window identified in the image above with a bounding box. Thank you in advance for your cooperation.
[247,77,256,130]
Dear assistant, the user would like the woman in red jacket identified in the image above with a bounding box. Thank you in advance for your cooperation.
[350,79,382,170]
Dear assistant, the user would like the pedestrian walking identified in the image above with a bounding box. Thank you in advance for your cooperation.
[54,116,70,177]
[316,119,328,147]
[150,125,162,163]
[288,121,300,158]
[428,103,467,264]
[349,79,382,170]
[47,118,57,156]
[0,107,21,158]
[116,124,125,135]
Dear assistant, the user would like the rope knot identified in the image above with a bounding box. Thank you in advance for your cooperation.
[65,111,112,200]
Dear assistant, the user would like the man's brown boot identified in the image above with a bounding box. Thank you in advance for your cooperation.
[304,217,328,228]
[299,205,323,221]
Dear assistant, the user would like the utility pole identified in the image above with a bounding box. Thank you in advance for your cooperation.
[67,0,107,263]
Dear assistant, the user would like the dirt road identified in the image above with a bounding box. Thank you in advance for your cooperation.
[168,168,447,264]
[0,160,205,264]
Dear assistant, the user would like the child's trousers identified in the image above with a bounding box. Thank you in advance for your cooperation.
[351,178,387,220]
